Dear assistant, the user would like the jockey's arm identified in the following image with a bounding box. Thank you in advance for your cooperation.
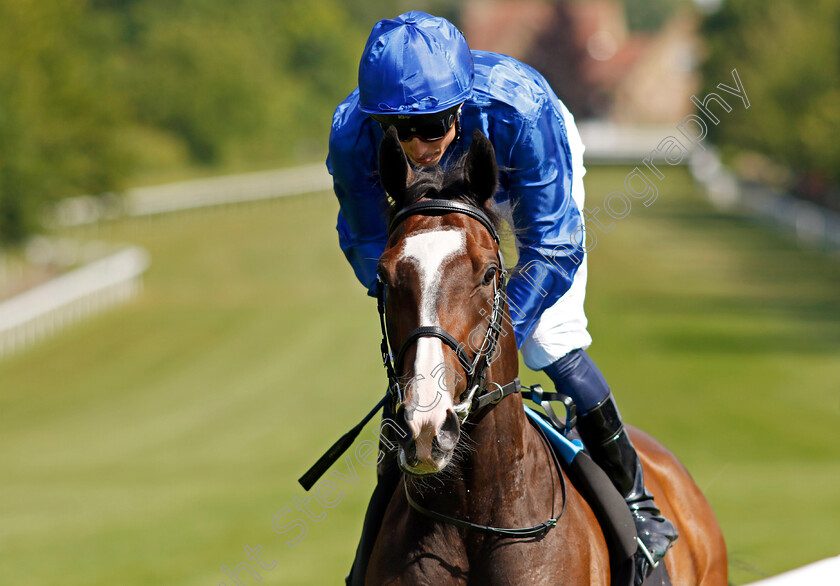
[504,98,586,346]
[327,119,388,297]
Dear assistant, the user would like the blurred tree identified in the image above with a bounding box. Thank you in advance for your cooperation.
[100,0,367,166]
[702,0,840,207]
[622,0,688,32]
[0,0,408,242]
[0,0,129,245]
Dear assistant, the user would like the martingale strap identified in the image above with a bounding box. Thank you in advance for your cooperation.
[471,378,522,412]
[404,483,557,538]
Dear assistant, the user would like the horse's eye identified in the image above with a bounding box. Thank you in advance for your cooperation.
[482,267,497,286]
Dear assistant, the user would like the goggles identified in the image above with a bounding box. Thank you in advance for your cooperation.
[371,105,461,142]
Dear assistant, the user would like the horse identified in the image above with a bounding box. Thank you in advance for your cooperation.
[365,127,728,585]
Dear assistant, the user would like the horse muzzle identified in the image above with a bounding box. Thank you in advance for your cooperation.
[395,407,460,476]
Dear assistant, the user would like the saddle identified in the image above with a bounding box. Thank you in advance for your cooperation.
[524,395,673,586]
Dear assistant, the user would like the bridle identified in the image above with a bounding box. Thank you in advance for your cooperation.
[302,197,565,539]
[377,198,563,539]
[376,198,521,423]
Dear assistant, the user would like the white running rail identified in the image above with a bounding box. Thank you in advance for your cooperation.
[743,555,840,585]
[54,163,333,225]
[689,149,840,253]
[19,136,837,362]
[0,247,150,359]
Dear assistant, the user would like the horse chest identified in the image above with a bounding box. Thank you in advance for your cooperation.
[369,507,608,585]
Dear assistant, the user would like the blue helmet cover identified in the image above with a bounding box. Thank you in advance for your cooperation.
[358,11,474,115]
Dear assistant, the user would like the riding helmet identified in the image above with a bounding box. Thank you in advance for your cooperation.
[358,11,474,116]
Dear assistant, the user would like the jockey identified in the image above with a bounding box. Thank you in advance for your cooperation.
[328,11,678,584]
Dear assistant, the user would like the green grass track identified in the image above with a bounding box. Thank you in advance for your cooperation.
[0,166,838,584]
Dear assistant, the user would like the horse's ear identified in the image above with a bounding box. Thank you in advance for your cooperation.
[378,126,413,206]
[465,129,498,205]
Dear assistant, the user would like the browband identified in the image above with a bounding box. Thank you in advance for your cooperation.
[390,199,500,243]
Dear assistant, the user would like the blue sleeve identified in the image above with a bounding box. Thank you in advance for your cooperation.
[505,98,585,345]
[327,113,389,297]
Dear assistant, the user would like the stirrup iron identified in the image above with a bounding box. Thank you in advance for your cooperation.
[635,535,659,569]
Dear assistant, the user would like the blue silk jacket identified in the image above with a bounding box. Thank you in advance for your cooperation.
[327,51,585,346]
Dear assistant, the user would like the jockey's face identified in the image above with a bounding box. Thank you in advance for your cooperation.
[399,121,458,169]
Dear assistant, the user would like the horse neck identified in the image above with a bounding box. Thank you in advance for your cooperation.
[467,324,523,457]
[462,393,531,490]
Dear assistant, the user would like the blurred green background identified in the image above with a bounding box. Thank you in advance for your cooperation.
[2,168,839,584]
[1,0,839,584]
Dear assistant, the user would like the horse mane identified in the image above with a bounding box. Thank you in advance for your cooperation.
[387,153,503,230]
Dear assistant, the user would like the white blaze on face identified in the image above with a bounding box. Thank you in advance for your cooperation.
[401,228,465,440]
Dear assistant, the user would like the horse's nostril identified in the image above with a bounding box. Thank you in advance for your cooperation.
[436,409,461,452]
[393,407,413,447]
[431,412,461,458]
[431,436,446,461]
[404,441,419,466]
[441,409,459,433]
[434,432,457,455]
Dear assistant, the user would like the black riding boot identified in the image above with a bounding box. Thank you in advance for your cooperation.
[577,394,679,583]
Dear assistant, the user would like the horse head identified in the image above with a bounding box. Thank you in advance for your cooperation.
[377,127,513,476]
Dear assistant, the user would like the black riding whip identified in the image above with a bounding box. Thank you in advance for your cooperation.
[298,393,388,491]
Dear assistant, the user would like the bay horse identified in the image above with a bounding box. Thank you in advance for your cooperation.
[367,127,727,585]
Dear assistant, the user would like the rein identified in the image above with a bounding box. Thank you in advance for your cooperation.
[300,198,567,541]
[296,199,517,493]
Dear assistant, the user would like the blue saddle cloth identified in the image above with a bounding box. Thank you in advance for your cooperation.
[523,403,673,586]
[523,404,584,465]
